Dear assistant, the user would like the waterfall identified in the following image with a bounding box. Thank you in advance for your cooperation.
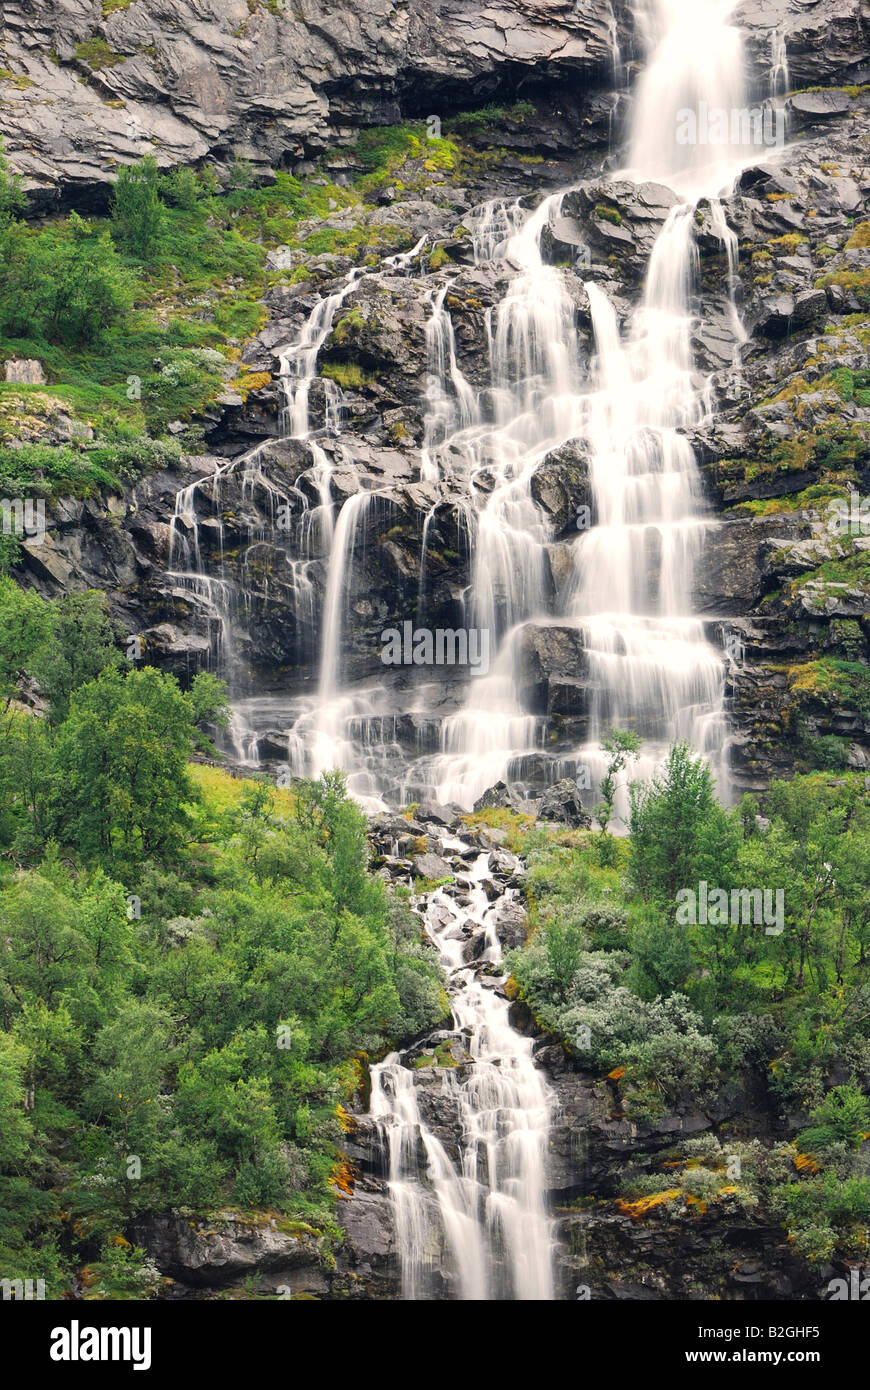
[363,0,757,1303]
[408,0,761,811]
[770,28,789,100]
[370,849,554,1300]
[165,241,424,773]
[421,283,478,486]
[160,0,767,1299]
[166,3,762,814]
[281,269,363,438]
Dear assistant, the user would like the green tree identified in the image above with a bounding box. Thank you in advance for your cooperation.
[629,741,738,905]
[594,727,641,834]
[0,712,54,856]
[79,870,133,978]
[0,873,90,1020]
[0,578,51,711]
[0,136,25,227]
[111,156,165,260]
[31,590,122,724]
[82,1000,173,1196]
[159,166,201,211]
[0,214,135,343]
[53,666,198,866]
[798,1084,870,1154]
[628,907,692,999]
[189,670,230,752]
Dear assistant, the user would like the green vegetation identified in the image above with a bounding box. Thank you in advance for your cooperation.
[594,204,623,226]
[74,38,125,71]
[506,739,870,1262]
[0,579,446,1295]
[318,361,373,390]
[785,656,870,715]
[815,265,870,307]
[0,117,529,506]
[0,214,136,344]
[593,727,641,847]
[445,101,536,132]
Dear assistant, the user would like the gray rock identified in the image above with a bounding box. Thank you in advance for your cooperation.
[411,852,452,881]
[130,1211,326,1287]
[537,779,592,829]
[787,90,852,122]
[0,0,623,199]
[415,800,464,827]
[4,358,45,384]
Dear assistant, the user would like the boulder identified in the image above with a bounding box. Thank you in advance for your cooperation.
[537,779,592,828]
[415,800,464,828]
[4,358,45,384]
[411,852,452,881]
[130,1212,326,1289]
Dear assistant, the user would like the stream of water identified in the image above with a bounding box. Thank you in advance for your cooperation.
[166,0,783,1297]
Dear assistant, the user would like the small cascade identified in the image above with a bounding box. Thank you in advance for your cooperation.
[370,838,554,1301]
[307,490,378,785]
[770,28,789,100]
[164,238,427,769]
[281,268,363,439]
[420,283,478,485]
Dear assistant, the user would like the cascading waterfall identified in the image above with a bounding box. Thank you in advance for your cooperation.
[160,0,775,1300]
[165,239,425,774]
[167,3,767,814]
[408,0,764,811]
[770,28,789,100]
[365,0,761,1304]
[399,196,584,807]
[371,848,554,1300]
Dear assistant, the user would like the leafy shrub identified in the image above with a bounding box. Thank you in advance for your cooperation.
[111,156,165,261]
[0,214,135,343]
[798,1085,870,1154]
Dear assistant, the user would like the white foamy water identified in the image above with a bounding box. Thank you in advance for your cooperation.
[370,854,554,1300]
[162,0,770,1299]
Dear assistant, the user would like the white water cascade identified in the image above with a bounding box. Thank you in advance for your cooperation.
[364,0,761,1302]
[397,0,767,812]
[370,850,554,1300]
[166,2,771,819]
[158,0,774,1302]
[165,243,425,776]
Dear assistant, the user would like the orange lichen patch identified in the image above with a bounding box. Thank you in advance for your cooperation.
[794,1152,820,1174]
[718,1185,739,1195]
[80,1266,98,1288]
[504,974,520,1001]
[685,1194,707,1214]
[230,369,271,400]
[615,1189,681,1221]
[662,1160,685,1169]
[109,1233,131,1247]
[335,1103,355,1134]
[330,1158,355,1199]
[607,1066,625,1082]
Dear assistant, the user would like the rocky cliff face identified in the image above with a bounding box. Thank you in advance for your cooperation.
[13,55,870,790]
[3,0,866,205]
[2,0,624,208]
